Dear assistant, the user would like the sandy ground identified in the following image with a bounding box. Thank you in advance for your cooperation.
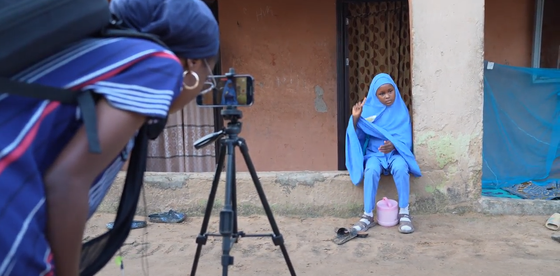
[85,213,560,276]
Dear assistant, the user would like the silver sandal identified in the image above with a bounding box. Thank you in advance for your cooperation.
[398,213,415,234]
[352,214,376,232]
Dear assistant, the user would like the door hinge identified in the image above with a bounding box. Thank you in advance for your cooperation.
[345,58,349,66]
[345,18,349,25]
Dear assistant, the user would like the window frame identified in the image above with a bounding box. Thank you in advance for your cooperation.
[531,0,560,83]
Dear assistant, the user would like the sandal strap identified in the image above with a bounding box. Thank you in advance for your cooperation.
[360,214,374,222]
[354,221,368,230]
[399,213,413,220]
[353,215,374,231]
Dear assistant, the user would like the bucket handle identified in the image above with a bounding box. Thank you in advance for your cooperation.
[382,197,392,208]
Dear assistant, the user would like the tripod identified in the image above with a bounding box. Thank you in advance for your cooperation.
[190,107,297,276]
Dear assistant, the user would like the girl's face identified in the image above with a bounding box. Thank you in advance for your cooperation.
[375,83,396,106]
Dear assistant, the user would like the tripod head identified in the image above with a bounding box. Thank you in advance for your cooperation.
[194,68,246,150]
[193,107,244,150]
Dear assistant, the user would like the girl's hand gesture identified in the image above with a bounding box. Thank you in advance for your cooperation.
[352,98,365,119]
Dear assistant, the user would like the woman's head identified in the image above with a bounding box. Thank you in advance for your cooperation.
[110,0,220,111]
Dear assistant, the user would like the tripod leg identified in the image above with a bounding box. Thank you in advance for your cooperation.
[231,146,239,237]
[220,140,237,276]
[237,138,297,276]
[190,141,227,276]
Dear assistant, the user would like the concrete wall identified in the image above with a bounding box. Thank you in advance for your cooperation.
[212,0,486,212]
[218,0,338,172]
[407,0,485,211]
[99,171,559,217]
[100,0,488,217]
[483,0,560,68]
[484,0,534,67]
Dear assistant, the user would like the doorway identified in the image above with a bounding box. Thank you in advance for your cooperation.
[336,0,413,170]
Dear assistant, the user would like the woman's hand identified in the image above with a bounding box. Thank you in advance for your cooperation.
[352,98,366,127]
[378,140,395,154]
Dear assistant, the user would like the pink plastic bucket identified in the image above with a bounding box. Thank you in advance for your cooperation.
[376,197,398,227]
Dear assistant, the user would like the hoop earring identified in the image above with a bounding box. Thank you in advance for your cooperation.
[183,71,200,90]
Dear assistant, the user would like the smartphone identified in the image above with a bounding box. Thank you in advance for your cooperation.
[196,74,254,107]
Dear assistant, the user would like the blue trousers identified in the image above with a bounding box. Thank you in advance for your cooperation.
[363,154,410,212]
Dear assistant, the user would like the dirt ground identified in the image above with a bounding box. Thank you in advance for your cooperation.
[85,212,560,276]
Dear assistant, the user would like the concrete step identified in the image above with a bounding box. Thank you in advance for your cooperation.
[97,171,560,217]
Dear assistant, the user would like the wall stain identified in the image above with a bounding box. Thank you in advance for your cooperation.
[416,131,470,169]
[314,85,327,113]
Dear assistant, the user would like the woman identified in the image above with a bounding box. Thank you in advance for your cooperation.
[345,73,422,234]
[0,0,219,275]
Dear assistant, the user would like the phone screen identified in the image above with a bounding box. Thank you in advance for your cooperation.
[196,75,254,107]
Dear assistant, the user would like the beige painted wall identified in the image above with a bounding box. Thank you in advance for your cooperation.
[407,0,485,209]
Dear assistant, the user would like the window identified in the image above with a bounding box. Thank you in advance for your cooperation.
[531,0,560,82]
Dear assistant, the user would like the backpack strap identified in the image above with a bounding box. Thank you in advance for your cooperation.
[0,78,101,153]
[79,125,149,276]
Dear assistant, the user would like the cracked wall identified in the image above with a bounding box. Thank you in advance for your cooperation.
[407,0,485,212]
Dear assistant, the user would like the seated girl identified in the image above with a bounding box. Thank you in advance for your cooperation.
[221,79,239,105]
[345,73,422,234]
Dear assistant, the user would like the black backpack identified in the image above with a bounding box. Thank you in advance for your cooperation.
[0,0,169,275]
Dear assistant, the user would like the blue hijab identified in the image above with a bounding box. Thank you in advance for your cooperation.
[345,73,421,184]
[110,0,220,59]
[221,80,238,105]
